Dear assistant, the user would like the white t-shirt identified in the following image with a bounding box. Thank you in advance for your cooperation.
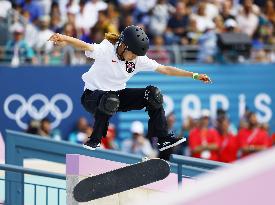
[82,39,161,91]
[236,12,259,37]
[35,29,54,52]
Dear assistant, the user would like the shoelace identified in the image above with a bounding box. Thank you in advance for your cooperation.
[167,132,175,138]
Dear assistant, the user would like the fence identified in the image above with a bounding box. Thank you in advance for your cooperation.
[0,164,66,205]
[1,44,275,66]
[170,154,228,188]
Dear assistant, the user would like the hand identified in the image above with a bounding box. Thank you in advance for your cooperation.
[48,33,67,46]
[198,74,212,83]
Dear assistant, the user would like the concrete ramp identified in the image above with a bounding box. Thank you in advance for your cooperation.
[66,154,179,205]
[132,147,275,205]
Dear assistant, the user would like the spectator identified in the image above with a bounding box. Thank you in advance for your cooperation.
[181,116,198,139]
[39,118,52,138]
[214,15,225,33]
[66,4,78,28]
[191,2,214,33]
[216,109,238,135]
[82,26,105,44]
[34,15,54,55]
[80,27,96,44]
[239,107,251,130]
[263,0,275,27]
[26,119,40,135]
[107,3,120,29]
[59,0,78,23]
[49,2,63,33]
[62,23,79,65]
[40,118,62,140]
[5,23,35,66]
[217,116,239,163]
[63,22,77,38]
[148,0,174,36]
[69,117,92,144]
[37,0,52,15]
[81,0,108,33]
[189,109,221,161]
[93,10,119,34]
[74,0,89,34]
[180,116,198,156]
[121,121,157,157]
[197,21,217,63]
[251,16,273,63]
[224,18,238,33]
[22,0,43,23]
[165,2,189,44]
[271,133,275,146]
[236,0,259,37]
[147,35,171,64]
[220,0,236,21]
[0,0,12,19]
[205,0,220,20]
[119,14,134,32]
[101,123,118,150]
[1,0,274,65]
[186,17,201,45]
[117,0,137,15]
[133,0,156,25]
[252,44,270,63]
[22,10,38,48]
[237,112,270,158]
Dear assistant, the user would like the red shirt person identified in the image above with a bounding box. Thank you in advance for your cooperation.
[272,133,275,146]
[217,116,239,163]
[238,112,270,158]
[189,110,221,161]
[101,123,117,150]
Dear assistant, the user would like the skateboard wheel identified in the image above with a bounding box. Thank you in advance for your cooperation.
[142,157,149,162]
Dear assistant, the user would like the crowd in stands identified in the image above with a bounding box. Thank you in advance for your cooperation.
[25,107,275,163]
[0,0,274,65]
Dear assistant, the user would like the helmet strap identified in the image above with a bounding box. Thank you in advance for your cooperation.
[116,40,127,61]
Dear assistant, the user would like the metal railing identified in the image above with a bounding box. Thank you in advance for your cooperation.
[0,164,66,205]
[170,154,228,188]
[1,44,275,66]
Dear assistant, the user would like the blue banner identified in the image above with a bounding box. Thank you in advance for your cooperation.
[0,64,274,141]
[120,64,275,139]
[0,66,117,139]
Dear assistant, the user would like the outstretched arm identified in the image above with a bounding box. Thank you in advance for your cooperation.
[156,65,212,83]
[48,33,93,51]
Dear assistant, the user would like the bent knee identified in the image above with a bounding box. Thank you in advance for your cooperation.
[98,92,120,115]
[144,85,163,110]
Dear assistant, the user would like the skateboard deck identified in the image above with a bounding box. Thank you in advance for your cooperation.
[73,158,170,202]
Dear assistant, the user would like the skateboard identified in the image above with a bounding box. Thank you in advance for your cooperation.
[73,158,170,202]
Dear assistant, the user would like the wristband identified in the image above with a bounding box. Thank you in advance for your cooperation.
[192,73,199,80]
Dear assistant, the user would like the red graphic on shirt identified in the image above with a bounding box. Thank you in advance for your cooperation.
[125,61,135,73]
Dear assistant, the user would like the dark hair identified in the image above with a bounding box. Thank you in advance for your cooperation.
[41,118,50,123]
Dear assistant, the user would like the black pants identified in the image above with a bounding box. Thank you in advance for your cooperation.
[81,88,168,142]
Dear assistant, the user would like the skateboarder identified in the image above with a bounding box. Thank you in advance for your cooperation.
[49,25,211,152]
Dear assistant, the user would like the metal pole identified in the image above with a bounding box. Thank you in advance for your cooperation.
[178,163,183,189]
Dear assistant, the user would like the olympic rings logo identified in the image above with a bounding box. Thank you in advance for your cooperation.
[3,93,73,129]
